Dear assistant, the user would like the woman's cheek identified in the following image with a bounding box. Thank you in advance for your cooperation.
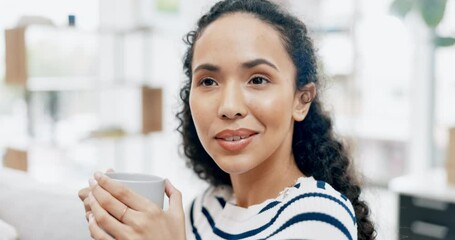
[190,93,213,140]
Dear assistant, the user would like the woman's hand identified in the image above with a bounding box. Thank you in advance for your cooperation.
[78,169,114,222]
[87,172,186,240]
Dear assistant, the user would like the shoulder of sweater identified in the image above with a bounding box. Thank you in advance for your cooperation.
[282,177,357,227]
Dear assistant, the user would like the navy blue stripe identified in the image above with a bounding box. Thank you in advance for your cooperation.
[294,183,301,189]
[202,207,216,226]
[317,181,326,189]
[201,192,356,239]
[190,199,202,240]
[215,197,226,208]
[262,212,353,240]
[340,194,347,201]
[258,201,280,214]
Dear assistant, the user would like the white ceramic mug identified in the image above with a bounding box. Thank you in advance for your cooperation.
[105,172,165,208]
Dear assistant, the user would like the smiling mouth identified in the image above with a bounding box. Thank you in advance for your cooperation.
[214,128,258,140]
[214,129,258,151]
[217,134,255,141]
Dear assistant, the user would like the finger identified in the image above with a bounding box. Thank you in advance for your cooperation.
[86,210,92,222]
[79,186,93,213]
[165,179,184,216]
[84,197,92,214]
[78,187,90,201]
[91,184,135,223]
[82,179,98,213]
[89,178,98,188]
[88,213,115,240]
[94,172,152,212]
[89,192,130,238]
[91,181,144,227]
[79,177,97,201]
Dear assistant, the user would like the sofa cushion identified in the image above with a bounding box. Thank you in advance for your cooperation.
[0,218,18,240]
[0,168,89,240]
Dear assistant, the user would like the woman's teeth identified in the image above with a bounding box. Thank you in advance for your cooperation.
[224,136,247,141]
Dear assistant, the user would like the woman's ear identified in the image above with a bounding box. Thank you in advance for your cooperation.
[293,82,316,122]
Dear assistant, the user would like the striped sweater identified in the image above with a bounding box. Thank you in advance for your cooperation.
[185,176,357,240]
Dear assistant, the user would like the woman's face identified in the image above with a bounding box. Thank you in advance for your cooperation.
[189,13,310,175]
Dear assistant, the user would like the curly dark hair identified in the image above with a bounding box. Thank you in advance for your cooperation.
[176,0,376,239]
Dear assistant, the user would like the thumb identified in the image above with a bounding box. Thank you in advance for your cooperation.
[165,179,184,215]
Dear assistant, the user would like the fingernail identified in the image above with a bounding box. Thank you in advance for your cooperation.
[89,213,94,222]
[94,171,103,180]
[88,178,97,187]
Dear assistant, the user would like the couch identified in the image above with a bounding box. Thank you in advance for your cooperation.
[0,168,89,240]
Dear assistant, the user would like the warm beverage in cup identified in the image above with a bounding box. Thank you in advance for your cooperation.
[105,172,165,208]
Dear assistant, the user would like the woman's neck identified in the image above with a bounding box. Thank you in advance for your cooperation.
[229,154,304,208]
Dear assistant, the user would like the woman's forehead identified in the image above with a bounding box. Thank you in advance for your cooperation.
[196,13,281,47]
[192,13,293,71]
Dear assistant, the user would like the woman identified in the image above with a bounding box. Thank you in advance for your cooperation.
[79,0,375,239]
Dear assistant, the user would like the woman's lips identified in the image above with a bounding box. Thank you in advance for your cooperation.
[215,129,257,152]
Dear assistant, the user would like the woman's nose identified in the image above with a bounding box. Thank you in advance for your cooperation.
[217,84,248,120]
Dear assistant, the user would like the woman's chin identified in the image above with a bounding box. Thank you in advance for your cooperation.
[212,155,257,175]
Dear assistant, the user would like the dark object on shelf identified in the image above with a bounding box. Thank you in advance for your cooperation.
[5,27,27,86]
[390,170,455,240]
[142,86,162,134]
[399,195,454,240]
[447,128,455,185]
[3,148,28,172]
[68,15,76,26]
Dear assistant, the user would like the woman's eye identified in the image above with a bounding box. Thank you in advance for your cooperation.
[249,76,269,85]
[200,78,217,86]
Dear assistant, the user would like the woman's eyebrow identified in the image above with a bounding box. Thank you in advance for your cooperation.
[193,64,219,73]
[242,58,279,71]
[193,58,278,73]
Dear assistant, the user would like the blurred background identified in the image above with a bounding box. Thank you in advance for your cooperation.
[0,0,454,239]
